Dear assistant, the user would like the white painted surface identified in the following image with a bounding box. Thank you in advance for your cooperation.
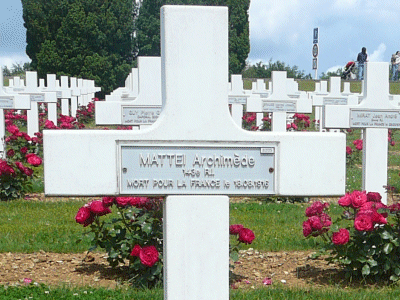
[163,195,229,300]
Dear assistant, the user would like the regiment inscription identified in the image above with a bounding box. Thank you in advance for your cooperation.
[119,145,275,195]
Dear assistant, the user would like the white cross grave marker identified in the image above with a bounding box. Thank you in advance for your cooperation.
[21,71,57,137]
[44,6,345,299]
[324,62,397,204]
[0,68,30,158]
[246,71,312,132]
[95,57,162,129]
[228,74,250,127]
[109,68,139,100]
[312,76,358,132]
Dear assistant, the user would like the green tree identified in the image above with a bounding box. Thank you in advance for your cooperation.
[320,68,343,79]
[242,59,312,79]
[22,0,137,96]
[134,0,250,74]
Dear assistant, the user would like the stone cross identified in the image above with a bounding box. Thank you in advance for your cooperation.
[108,68,139,100]
[95,57,162,129]
[44,6,345,299]
[246,71,312,132]
[324,62,397,204]
[228,74,250,127]
[21,71,57,137]
[312,76,358,132]
[0,68,30,158]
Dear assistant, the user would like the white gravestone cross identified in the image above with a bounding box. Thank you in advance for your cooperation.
[312,76,358,132]
[324,62,397,204]
[0,68,30,158]
[44,6,345,299]
[95,57,162,129]
[22,71,57,137]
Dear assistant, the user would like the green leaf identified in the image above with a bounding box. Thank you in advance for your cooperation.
[362,264,370,276]
[367,259,378,267]
[390,275,399,282]
[230,251,239,262]
[384,243,394,254]
[380,230,393,240]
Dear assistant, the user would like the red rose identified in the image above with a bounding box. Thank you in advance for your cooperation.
[338,193,352,207]
[102,197,115,207]
[332,228,350,245]
[302,220,312,237]
[308,216,323,231]
[238,228,255,244]
[354,214,374,231]
[89,200,111,216]
[130,244,142,257]
[115,197,131,207]
[351,190,367,208]
[366,192,382,202]
[45,120,56,129]
[229,224,244,235]
[6,125,19,134]
[23,167,33,176]
[129,197,148,208]
[320,213,332,228]
[75,207,95,227]
[20,147,28,154]
[25,153,42,167]
[305,201,329,217]
[6,149,15,157]
[139,245,159,267]
[346,146,352,155]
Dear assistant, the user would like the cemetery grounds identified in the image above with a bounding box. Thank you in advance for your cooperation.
[2,80,400,299]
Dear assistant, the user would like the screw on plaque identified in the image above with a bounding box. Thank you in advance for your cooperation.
[122,168,128,173]
[269,168,274,173]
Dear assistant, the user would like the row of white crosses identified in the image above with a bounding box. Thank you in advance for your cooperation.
[44,6,345,299]
[246,71,312,132]
[6,72,100,117]
[0,69,101,158]
[95,56,162,129]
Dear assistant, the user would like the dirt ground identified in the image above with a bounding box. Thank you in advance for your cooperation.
[0,196,347,290]
[0,249,343,290]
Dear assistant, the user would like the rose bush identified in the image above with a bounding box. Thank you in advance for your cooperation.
[1,112,43,201]
[303,190,400,283]
[76,200,255,287]
[76,196,163,287]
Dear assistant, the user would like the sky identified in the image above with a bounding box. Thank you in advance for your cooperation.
[0,0,398,78]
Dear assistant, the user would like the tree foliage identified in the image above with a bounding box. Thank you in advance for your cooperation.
[134,0,250,74]
[320,68,343,79]
[242,59,312,79]
[22,0,137,96]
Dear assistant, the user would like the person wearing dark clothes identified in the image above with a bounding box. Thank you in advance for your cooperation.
[357,47,368,80]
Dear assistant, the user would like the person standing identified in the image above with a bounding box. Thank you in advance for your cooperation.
[357,47,368,80]
[391,51,400,81]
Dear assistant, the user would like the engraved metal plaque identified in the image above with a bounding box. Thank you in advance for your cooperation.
[122,106,162,125]
[324,98,348,105]
[262,101,296,112]
[30,94,45,102]
[0,97,14,109]
[228,97,247,104]
[119,144,276,195]
[350,109,400,128]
